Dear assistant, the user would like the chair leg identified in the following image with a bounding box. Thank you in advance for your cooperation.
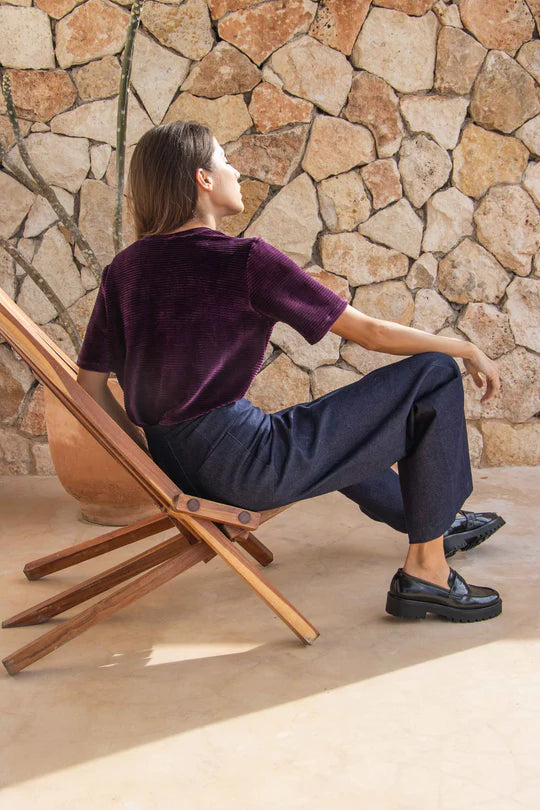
[24,513,172,580]
[225,527,274,567]
[2,542,214,676]
[3,533,197,627]
[179,515,319,645]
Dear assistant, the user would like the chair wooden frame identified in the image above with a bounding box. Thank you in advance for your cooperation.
[0,288,319,675]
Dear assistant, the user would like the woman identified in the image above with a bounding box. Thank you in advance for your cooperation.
[77,121,503,623]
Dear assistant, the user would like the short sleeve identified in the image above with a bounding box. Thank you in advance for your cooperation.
[77,265,115,372]
[246,238,347,345]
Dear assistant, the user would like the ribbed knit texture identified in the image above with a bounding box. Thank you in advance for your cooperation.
[77,227,348,426]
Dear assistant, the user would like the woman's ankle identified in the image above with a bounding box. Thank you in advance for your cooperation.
[403,535,450,588]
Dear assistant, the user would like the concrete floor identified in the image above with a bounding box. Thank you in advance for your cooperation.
[0,467,539,810]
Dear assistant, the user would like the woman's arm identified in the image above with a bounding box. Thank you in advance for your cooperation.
[77,369,149,452]
[330,304,500,403]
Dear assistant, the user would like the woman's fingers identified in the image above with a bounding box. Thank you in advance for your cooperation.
[480,366,500,403]
[464,351,500,402]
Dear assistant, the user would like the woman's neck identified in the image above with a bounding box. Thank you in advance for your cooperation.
[171,214,218,233]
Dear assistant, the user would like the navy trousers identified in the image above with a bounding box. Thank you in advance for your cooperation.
[145,352,473,544]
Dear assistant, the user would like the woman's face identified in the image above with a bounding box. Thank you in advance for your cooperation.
[205,138,244,220]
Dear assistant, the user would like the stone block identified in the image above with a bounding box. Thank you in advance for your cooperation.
[470,51,540,134]
[32,441,56,475]
[131,32,190,125]
[352,7,438,93]
[0,7,54,69]
[6,69,76,123]
[317,170,371,232]
[249,83,313,134]
[406,253,437,291]
[505,277,540,354]
[310,365,361,399]
[344,72,404,158]
[219,179,269,237]
[309,0,371,55]
[73,56,121,102]
[182,41,260,99]
[320,232,408,287]
[435,26,486,96]
[341,341,404,375]
[0,428,32,474]
[523,161,540,207]
[438,239,510,304]
[141,0,214,61]
[474,185,540,276]
[359,199,424,259]
[225,126,309,186]
[400,95,469,150]
[245,173,321,267]
[306,266,351,302]
[460,0,535,57]
[218,0,316,65]
[398,135,452,209]
[0,172,35,239]
[7,132,89,194]
[515,115,540,157]
[246,353,310,412]
[411,288,454,334]
[0,344,34,424]
[466,422,483,468]
[517,40,540,84]
[20,384,46,436]
[353,280,414,326]
[463,347,540,422]
[422,188,474,254]
[270,35,353,116]
[165,94,253,146]
[51,96,152,148]
[90,144,112,181]
[23,186,74,239]
[361,159,402,210]
[458,303,515,359]
[302,116,375,182]
[482,420,540,466]
[270,322,341,372]
[56,0,129,68]
[453,124,530,199]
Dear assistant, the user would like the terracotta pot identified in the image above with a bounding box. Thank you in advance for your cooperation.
[44,381,158,526]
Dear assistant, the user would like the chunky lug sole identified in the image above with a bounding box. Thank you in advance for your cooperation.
[444,515,506,559]
[385,592,503,622]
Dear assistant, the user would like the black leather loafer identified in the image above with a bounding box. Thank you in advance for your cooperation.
[386,568,502,622]
[443,510,505,558]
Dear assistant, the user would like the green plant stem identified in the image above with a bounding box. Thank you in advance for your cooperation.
[1,73,102,283]
[0,237,82,354]
[114,0,143,254]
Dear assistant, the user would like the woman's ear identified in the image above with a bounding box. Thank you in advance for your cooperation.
[196,168,213,191]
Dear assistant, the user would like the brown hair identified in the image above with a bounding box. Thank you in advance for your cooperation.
[127,121,215,239]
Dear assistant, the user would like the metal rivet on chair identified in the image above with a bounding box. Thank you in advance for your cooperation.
[187,498,200,512]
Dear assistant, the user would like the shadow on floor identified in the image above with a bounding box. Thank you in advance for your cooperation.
[1,468,538,789]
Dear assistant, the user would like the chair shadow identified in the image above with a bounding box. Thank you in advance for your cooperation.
[1,474,538,788]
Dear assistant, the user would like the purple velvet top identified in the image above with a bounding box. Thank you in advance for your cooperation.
[77,227,348,426]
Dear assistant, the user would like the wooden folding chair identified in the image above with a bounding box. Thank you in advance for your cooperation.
[0,288,319,675]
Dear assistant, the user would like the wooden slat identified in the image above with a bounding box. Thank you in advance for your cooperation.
[24,513,172,579]
[4,534,195,627]
[2,542,215,676]
[235,533,273,567]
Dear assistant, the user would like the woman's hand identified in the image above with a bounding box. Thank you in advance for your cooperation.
[463,346,500,403]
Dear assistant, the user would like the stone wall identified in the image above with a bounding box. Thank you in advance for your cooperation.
[0,0,539,474]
